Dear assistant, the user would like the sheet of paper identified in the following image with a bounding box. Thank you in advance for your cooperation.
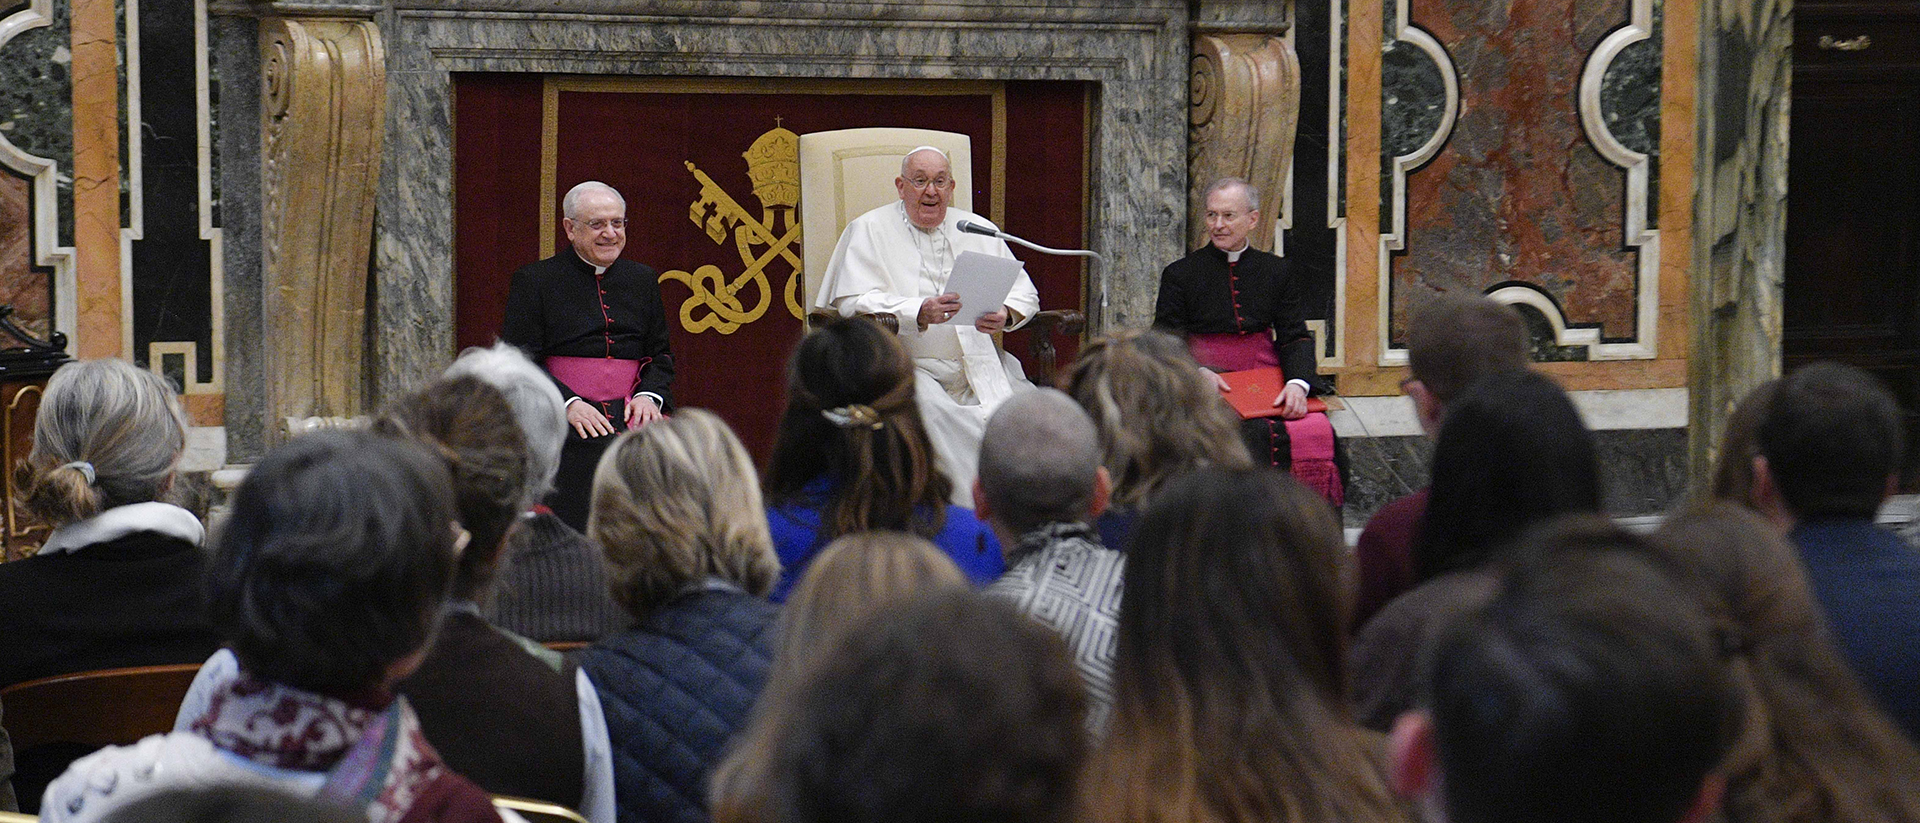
[941,251,1023,326]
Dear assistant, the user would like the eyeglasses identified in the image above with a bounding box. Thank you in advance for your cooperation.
[572,218,628,231]
[905,176,952,191]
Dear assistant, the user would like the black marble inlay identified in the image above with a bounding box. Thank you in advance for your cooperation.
[1292,0,1340,357]
[129,0,215,380]
[1598,0,1663,220]
[1380,0,1448,161]
[0,0,73,246]
[1509,300,1592,362]
[1340,433,1432,527]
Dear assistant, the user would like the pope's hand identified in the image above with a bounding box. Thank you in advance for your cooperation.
[975,309,1008,333]
[918,293,963,329]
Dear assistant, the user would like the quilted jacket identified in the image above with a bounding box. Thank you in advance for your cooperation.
[577,584,777,823]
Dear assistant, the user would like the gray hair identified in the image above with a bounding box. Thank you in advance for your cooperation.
[23,358,187,525]
[562,180,627,220]
[1203,177,1261,212]
[977,388,1104,537]
[446,341,567,503]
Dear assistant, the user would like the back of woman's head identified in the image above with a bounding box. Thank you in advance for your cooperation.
[591,408,779,619]
[765,318,950,537]
[445,341,568,500]
[208,429,458,693]
[18,358,186,525]
[1651,504,1920,822]
[716,589,1087,823]
[1062,329,1250,510]
[1095,467,1400,823]
[1416,369,1600,581]
[772,531,968,681]
[374,374,530,601]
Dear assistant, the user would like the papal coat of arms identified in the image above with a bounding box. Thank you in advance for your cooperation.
[659,125,806,334]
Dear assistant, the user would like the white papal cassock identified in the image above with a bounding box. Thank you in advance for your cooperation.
[815,200,1042,508]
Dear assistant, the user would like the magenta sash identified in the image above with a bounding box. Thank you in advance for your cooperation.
[1187,333,1343,506]
[546,355,641,403]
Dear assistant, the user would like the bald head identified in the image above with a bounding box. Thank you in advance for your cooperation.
[978,389,1104,536]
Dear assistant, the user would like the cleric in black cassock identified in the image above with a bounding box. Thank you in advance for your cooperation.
[502,181,674,531]
[1153,178,1339,501]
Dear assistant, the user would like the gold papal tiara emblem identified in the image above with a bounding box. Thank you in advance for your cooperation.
[660,124,805,334]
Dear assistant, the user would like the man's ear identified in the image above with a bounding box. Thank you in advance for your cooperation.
[1750,455,1794,531]
[1387,710,1439,801]
[1088,466,1112,520]
[972,478,991,521]
[1405,379,1444,436]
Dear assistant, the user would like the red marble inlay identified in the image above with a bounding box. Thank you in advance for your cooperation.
[1389,0,1640,346]
[0,173,53,340]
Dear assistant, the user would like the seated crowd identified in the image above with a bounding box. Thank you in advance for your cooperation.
[3,303,1920,823]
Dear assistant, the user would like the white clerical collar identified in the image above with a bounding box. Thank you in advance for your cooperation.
[39,501,205,555]
[593,264,607,274]
[1225,244,1249,263]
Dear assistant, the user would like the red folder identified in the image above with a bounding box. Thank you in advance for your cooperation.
[1218,366,1328,420]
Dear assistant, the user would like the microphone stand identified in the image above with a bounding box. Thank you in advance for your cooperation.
[958,221,1109,318]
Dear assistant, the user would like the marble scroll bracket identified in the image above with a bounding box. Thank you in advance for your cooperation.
[1578,0,1661,361]
[1374,6,1457,367]
[0,0,78,347]
[259,15,385,443]
[1188,31,1302,256]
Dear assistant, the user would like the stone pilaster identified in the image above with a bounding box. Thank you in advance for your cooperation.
[1188,2,1298,252]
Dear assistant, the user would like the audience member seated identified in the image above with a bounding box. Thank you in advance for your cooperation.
[1387,531,1738,823]
[1352,294,1528,630]
[1703,379,1780,518]
[763,318,1002,600]
[99,786,370,823]
[452,343,629,643]
[43,430,503,823]
[1652,504,1920,822]
[0,358,220,691]
[976,388,1124,734]
[171,377,612,822]
[1084,467,1406,823]
[1350,368,1600,730]
[575,410,780,823]
[711,531,968,809]
[713,589,1086,823]
[1752,362,1920,742]
[1061,329,1251,549]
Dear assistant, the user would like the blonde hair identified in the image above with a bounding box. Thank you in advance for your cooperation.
[711,532,968,814]
[589,409,779,618]
[17,358,186,526]
[1063,329,1250,510]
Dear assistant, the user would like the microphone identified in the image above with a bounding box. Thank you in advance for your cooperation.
[957,219,1002,237]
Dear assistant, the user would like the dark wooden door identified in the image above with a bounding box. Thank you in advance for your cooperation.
[1785,1,1920,483]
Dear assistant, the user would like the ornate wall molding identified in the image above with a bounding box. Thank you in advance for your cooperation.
[1373,0,1455,366]
[1578,0,1662,360]
[1188,32,1301,253]
[0,0,77,344]
[259,16,384,435]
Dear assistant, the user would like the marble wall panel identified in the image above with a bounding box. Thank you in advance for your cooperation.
[215,13,263,462]
[0,0,72,251]
[371,3,1190,402]
[0,172,51,338]
[1387,0,1650,351]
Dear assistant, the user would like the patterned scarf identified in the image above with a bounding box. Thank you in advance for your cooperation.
[189,675,452,823]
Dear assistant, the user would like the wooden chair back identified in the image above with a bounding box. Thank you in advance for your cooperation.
[0,664,201,751]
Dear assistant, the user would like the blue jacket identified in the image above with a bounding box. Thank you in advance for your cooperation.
[766,476,1003,601]
[1791,517,1920,742]
[578,585,776,823]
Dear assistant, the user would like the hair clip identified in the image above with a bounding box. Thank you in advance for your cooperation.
[822,404,884,431]
[59,460,96,485]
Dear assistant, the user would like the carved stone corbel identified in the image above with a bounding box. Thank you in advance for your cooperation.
[1188,33,1301,252]
[259,16,384,440]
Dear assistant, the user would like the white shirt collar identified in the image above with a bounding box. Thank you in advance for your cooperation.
[39,501,205,555]
[1225,243,1249,263]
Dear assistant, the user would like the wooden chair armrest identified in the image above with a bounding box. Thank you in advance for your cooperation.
[806,308,899,334]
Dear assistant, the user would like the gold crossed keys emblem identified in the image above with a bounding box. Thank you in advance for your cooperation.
[660,125,806,334]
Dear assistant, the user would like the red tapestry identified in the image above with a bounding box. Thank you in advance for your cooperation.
[454,76,1087,462]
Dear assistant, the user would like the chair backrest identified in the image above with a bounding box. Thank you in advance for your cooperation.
[797,128,973,309]
[0,811,37,822]
[493,795,590,823]
[0,664,202,750]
